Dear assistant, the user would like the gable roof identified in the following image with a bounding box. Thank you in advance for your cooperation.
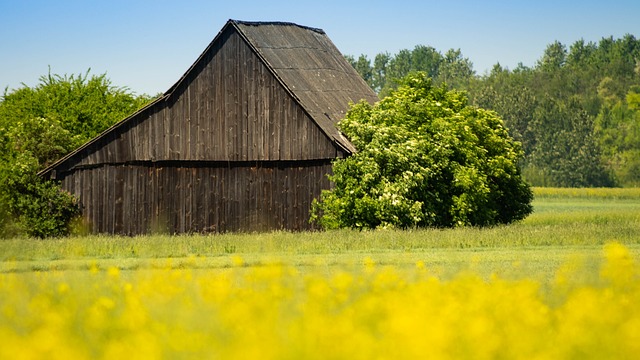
[230,20,378,152]
[40,19,377,178]
[168,19,378,152]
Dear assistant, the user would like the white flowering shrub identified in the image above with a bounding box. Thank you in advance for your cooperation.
[312,73,533,229]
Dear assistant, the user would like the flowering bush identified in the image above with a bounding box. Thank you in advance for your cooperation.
[312,73,532,229]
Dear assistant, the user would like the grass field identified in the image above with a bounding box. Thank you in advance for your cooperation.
[1,187,639,359]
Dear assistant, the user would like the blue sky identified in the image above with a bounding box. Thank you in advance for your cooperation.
[2,0,639,96]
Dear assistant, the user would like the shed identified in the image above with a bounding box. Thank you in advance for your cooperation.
[39,19,378,234]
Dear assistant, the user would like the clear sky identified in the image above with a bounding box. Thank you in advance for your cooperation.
[2,0,639,96]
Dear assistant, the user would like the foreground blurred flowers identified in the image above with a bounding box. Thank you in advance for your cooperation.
[0,243,638,359]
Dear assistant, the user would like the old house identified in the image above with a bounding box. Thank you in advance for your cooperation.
[39,19,378,234]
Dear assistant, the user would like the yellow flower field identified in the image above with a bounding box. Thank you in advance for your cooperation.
[1,242,639,359]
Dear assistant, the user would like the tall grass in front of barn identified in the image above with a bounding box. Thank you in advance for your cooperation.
[3,187,640,261]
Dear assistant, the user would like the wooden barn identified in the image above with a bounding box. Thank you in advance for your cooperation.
[39,19,378,235]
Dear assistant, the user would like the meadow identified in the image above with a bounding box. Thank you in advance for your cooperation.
[1,187,639,359]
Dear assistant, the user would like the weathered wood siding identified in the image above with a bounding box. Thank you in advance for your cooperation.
[58,26,341,175]
[63,161,332,234]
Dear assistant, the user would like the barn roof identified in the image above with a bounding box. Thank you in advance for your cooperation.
[168,19,378,152]
[39,19,377,178]
[229,20,378,152]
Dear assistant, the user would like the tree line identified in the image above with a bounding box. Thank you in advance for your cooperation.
[346,34,640,187]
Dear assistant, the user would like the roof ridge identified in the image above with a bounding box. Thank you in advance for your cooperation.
[230,19,325,34]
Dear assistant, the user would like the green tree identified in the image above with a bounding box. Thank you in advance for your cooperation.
[530,96,614,187]
[0,70,151,159]
[380,49,414,95]
[595,86,640,186]
[371,52,391,94]
[566,39,597,68]
[0,69,152,237]
[0,153,79,238]
[312,73,533,229]
[435,48,475,89]
[354,55,373,88]
[470,63,538,157]
[347,35,640,188]
[538,41,567,72]
[410,45,442,79]
[467,35,640,187]
[380,46,446,95]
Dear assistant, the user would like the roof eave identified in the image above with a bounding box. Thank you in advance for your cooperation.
[38,94,168,179]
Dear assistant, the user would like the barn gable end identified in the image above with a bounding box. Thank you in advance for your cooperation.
[39,20,378,234]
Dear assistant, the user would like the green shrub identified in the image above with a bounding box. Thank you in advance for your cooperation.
[0,69,152,238]
[0,153,79,238]
[312,72,533,229]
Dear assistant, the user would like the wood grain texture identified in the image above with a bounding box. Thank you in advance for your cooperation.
[62,162,332,234]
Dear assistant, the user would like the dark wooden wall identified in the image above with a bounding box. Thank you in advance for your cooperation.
[62,161,332,234]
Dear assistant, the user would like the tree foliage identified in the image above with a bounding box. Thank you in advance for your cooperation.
[529,96,614,187]
[595,86,640,186]
[0,70,152,238]
[312,73,533,230]
[0,70,152,168]
[345,45,474,95]
[347,34,640,187]
[0,153,79,238]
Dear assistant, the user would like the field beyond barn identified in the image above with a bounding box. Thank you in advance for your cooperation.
[1,188,640,359]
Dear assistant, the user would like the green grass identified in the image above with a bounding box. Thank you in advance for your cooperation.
[1,187,639,282]
[532,186,640,199]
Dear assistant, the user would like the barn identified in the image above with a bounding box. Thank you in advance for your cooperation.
[39,19,378,235]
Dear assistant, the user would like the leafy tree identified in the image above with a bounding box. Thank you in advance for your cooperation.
[597,77,622,105]
[372,52,391,94]
[410,45,443,79]
[471,64,538,157]
[436,48,475,89]
[538,41,567,72]
[0,153,79,238]
[4,116,75,169]
[567,39,597,68]
[348,45,474,96]
[312,73,533,229]
[0,70,151,163]
[0,69,152,237]
[376,49,415,95]
[530,96,614,187]
[595,86,640,186]
[469,35,640,187]
[353,55,374,88]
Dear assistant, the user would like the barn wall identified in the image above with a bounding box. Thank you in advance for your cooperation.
[61,161,332,235]
[70,26,342,173]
